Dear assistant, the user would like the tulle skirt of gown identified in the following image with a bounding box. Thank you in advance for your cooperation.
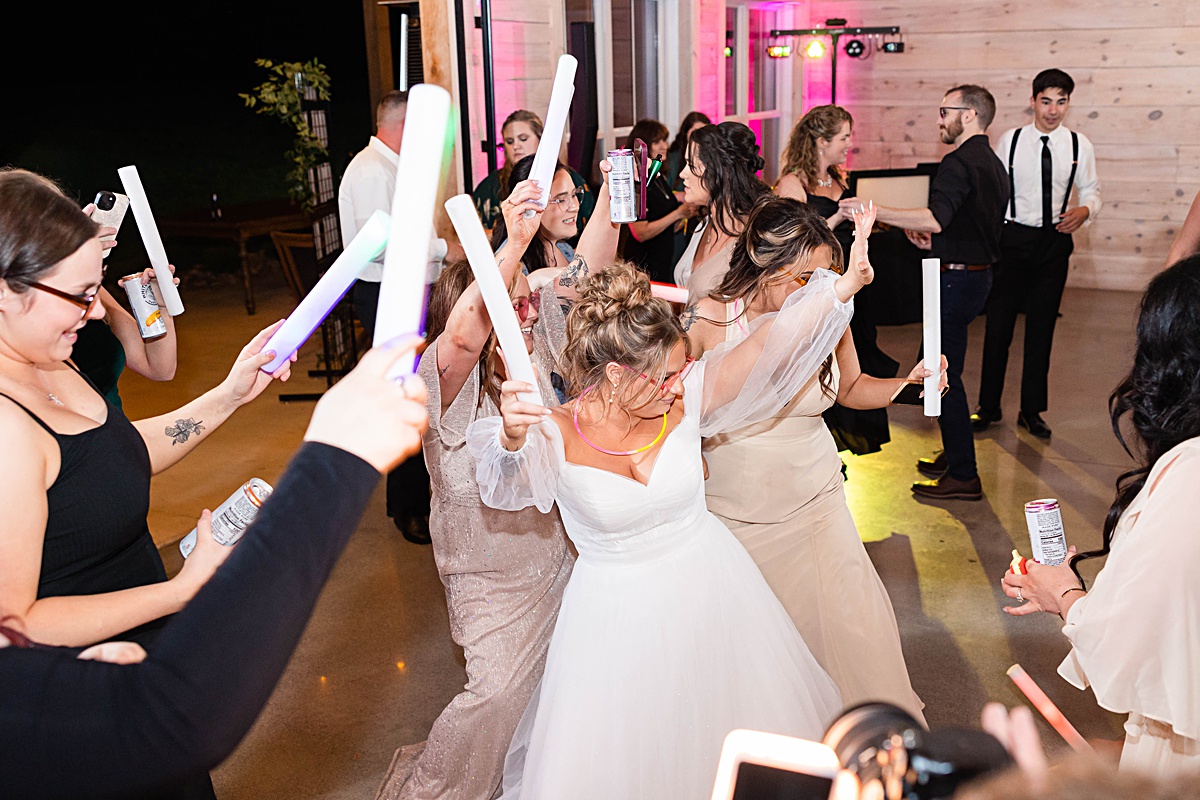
[500,501,842,800]
[705,390,925,724]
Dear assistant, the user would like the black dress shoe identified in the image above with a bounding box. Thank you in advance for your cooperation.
[912,474,984,501]
[394,514,432,545]
[916,451,947,478]
[970,407,1003,432]
[1017,411,1052,439]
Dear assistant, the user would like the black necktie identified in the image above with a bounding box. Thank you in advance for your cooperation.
[1040,135,1053,228]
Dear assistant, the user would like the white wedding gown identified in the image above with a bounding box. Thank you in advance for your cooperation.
[467,270,853,800]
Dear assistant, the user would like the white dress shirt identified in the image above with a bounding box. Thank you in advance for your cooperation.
[993,124,1101,228]
[338,136,447,283]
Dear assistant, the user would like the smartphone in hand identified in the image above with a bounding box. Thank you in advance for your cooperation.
[90,191,130,258]
[891,379,948,406]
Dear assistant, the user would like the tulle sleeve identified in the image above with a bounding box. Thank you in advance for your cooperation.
[466,416,563,514]
[698,268,852,437]
[1057,439,1200,739]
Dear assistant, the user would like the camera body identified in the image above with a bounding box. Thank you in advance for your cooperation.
[823,703,1013,800]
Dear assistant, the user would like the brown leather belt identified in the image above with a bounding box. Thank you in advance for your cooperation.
[941,263,991,272]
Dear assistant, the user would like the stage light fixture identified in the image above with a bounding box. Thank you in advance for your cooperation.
[766,44,792,58]
[844,38,865,58]
[805,39,826,59]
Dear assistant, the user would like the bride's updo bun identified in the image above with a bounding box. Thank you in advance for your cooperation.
[562,262,688,404]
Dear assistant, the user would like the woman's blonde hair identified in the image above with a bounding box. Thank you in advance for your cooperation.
[562,262,687,409]
[780,105,854,191]
[498,109,545,197]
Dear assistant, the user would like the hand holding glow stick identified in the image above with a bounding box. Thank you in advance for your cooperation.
[117,165,185,316]
[259,210,390,374]
[524,55,578,217]
[446,195,543,405]
[373,84,452,378]
[1006,665,1092,753]
[921,258,941,417]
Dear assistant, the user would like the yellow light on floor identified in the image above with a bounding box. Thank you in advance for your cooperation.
[396,661,406,671]
[805,39,826,59]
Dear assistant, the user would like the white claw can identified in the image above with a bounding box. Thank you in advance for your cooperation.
[122,275,168,339]
[607,148,637,224]
[180,478,274,558]
[1024,498,1067,566]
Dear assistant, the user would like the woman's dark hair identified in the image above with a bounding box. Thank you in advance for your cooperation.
[0,169,97,292]
[625,119,670,151]
[667,111,713,157]
[1070,255,1200,586]
[424,258,522,410]
[489,154,570,275]
[686,122,770,238]
[708,196,842,399]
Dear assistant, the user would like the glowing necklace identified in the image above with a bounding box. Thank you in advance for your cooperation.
[572,385,668,456]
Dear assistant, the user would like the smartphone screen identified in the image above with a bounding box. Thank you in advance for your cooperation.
[731,762,834,800]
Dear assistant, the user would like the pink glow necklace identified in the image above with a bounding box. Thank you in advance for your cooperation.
[572,385,667,456]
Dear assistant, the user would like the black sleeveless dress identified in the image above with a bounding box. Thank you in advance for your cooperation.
[1,364,169,648]
[806,190,901,456]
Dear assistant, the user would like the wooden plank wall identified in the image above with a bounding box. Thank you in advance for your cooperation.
[797,0,1200,291]
[461,1,566,189]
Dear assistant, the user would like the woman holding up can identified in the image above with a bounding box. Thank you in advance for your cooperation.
[0,169,295,651]
[1001,255,1200,775]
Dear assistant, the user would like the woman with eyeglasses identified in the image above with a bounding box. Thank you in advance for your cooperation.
[489,154,591,283]
[465,219,873,797]
[684,196,942,724]
[383,165,619,800]
[0,169,294,653]
[471,109,595,236]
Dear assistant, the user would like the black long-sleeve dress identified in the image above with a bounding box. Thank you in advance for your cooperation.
[0,442,380,800]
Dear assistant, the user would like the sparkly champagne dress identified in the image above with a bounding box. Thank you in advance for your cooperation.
[703,299,925,724]
[379,285,574,800]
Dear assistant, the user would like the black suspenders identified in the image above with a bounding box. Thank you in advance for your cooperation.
[1007,127,1080,224]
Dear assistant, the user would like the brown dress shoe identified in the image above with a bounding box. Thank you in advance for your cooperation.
[916,451,947,478]
[912,474,984,501]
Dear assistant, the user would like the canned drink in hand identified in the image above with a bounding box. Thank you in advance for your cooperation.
[1024,498,1067,565]
[180,478,274,558]
[608,148,637,224]
[122,275,168,339]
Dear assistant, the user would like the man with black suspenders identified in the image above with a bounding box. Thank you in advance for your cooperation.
[971,69,1101,439]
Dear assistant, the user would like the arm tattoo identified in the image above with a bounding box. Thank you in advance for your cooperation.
[165,418,205,445]
[557,254,589,288]
[679,304,699,331]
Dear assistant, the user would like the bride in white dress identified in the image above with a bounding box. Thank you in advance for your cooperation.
[465,213,874,799]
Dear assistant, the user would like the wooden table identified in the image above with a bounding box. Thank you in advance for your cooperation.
[160,199,310,315]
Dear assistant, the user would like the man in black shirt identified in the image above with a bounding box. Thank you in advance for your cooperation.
[841,85,1009,500]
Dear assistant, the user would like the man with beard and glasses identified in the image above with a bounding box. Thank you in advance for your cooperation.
[839,85,1008,501]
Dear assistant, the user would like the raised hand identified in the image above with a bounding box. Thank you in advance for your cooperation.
[220,320,296,407]
[496,347,550,450]
[502,179,546,249]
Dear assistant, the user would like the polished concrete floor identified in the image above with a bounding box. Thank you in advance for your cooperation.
[124,269,1138,799]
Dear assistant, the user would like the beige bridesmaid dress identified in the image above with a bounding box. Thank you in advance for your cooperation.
[703,300,925,723]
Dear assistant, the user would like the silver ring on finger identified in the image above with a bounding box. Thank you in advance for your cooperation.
[1016,588,1023,602]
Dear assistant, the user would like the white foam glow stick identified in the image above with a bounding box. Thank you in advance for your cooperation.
[921,258,941,417]
[373,84,452,377]
[446,195,543,405]
[524,55,578,216]
[650,282,688,305]
[258,210,390,374]
[118,165,185,316]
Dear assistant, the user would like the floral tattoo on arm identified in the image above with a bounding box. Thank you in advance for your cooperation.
[679,304,699,331]
[557,254,589,289]
[165,418,205,445]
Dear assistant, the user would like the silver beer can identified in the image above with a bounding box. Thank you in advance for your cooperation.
[1024,498,1067,565]
[122,275,168,339]
[180,478,274,558]
[608,148,637,224]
